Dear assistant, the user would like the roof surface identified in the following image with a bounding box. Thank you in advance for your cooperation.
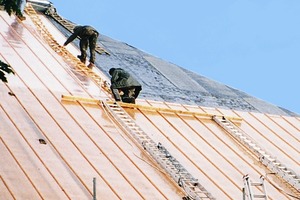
[46,13,299,117]
[0,4,300,200]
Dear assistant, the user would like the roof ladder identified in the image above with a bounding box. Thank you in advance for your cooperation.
[102,101,215,200]
[25,4,111,94]
[243,174,268,200]
[213,116,300,193]
[44,8,110,55]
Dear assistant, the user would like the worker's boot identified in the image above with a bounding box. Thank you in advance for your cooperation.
[87,63,95,69]
[122,97,135,104]
[17,14,26,21]
[77,55,86,63]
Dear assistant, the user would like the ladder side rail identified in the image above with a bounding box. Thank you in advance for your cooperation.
[142,139,215,200]
[102,101,215,200]
[243,175,255,200]
[102,102,152,145]
[260,157,300,191]
[213,116,300,193]
[260,176,268,200]
[212,116,265,158]
[25,4,111,95]
[45,9,110,55]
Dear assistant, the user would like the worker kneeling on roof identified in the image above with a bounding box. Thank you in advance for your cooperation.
[109,68,142,104]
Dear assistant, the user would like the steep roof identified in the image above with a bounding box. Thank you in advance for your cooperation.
[46,12,298,117]
[0,3,299,200]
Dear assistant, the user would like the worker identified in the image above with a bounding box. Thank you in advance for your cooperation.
[63,25,99,69]
[109,68,142,104]
[16,0,27,21]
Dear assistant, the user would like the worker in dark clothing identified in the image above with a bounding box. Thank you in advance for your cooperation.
[109,68,142,104]
[63,25,99,69]
[16,0,27,21]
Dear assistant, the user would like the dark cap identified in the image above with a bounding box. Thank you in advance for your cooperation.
[109,68,116,75]
[73,25,82,32]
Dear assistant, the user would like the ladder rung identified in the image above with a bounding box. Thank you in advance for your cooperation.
[254,194,267,198]
[251,183,263,186]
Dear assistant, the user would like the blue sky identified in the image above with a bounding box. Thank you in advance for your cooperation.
[51,0,300,114]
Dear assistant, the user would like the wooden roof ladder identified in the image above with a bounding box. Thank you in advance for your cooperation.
[102,101,216,200]
[213,116,300,195]
[44,6,110,55]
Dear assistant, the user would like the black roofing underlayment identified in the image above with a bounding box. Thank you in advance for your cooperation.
[46,16,298,117]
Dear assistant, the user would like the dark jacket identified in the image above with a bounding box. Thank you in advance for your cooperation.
[64,25,98,46]
[110,68,141,89]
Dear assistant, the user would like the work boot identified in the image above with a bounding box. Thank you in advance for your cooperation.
[17,15,26,21]
[87,63,95,69]
[77,55,86,63]
[122,97,135,104]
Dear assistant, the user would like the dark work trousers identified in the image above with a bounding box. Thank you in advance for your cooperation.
[79,31,99,64]
[111,86,142,104]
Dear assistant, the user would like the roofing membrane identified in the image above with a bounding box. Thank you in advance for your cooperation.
[0,4,299,200]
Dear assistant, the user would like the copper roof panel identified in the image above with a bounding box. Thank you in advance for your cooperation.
[1,7,299,199]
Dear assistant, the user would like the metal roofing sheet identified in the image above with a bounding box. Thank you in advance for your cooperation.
[0,7,299,200]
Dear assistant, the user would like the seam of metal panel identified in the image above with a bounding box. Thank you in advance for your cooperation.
[24,4,111,96]
[20,18,99,96]
[178,112,250,176]
[57,94,172,195]
[282,116,300,132]
[77,101,149,199]
[159,102,243,190]
[160,102,259,199]
[250,113,300,155]
[247,112,300,164]
[95,101,177,199]
[139,100,232,199]
[64,101,149,199]
[1,12,120,196]
[0,136,43,199]
[1,10,171,199]
[0,13,100,99]
[206,107,292,199]
[232,110,299,166]
[167,104,259,179]
[61,97,185,198]
[0,102,70,199]
[90,101,174,198]
[206,108,294,199]
[0,156,17,200]
[201,122,291,200]
[0,21,96,197]
[230,110,300,197]
[1,16,106,194]
[266,114,300,143]
[1,89,74,198]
